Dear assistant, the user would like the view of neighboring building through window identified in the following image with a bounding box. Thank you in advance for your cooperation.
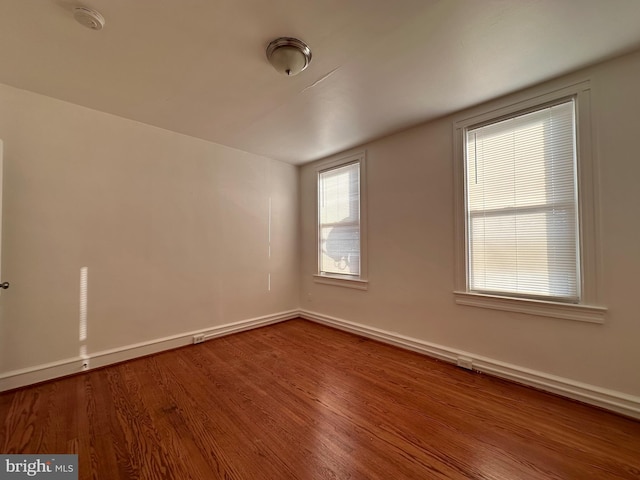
[318,161,361,277]
[464,99,579,302]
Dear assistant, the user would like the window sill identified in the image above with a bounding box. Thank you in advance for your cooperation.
[313,274,369,290]
[453,291,606,324]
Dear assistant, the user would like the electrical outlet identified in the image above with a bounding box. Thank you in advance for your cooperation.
[193,334,205,344]
[456,356,473,371]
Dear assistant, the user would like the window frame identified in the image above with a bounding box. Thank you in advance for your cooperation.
[453,80,606,323]
[314,152,368,290]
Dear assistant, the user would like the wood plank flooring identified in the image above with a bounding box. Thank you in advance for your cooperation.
[1,319,639,479]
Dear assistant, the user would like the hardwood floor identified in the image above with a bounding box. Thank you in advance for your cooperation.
[1,319,639,479]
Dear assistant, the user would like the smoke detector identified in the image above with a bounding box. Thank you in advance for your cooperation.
[73,7,105,31]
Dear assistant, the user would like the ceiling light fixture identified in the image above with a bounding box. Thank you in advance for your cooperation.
[266,37,312,76]
[73,7,105,31]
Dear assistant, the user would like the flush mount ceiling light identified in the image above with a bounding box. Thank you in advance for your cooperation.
[266,37,312,76]
[73,6,105,31]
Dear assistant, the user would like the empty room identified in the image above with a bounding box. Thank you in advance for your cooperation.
[1,1,640,479]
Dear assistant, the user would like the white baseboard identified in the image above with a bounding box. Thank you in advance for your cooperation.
[4,308,639,420]
[0,310,298,392]
[300,309,640,420]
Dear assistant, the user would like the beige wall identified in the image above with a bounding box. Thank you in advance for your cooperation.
[0,84,298,373]
[300,50,640,398]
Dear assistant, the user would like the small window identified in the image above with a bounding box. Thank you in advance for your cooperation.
[453,81,606,322]
[315,152,368,290]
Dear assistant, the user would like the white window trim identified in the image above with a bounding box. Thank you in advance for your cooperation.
[452,80,605,323]
[314,151,368,290]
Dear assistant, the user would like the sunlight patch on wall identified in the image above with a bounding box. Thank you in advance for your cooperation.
[268,197,272,292]
[79,267,88,342]
[79,267,89,369]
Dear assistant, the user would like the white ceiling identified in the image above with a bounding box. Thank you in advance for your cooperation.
[1,1,640,165]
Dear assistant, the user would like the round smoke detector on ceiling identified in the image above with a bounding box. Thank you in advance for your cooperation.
[73,7,105,31]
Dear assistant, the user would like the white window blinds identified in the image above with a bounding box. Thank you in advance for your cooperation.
[318,162,361,276]
[465,99,580,301]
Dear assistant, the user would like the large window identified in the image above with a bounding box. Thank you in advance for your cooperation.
[466,100,579,301]
[315,152,368,289]
[453,81,605,323]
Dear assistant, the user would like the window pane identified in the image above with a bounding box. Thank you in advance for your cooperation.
[465,100,579,300]
[319,162,360,276]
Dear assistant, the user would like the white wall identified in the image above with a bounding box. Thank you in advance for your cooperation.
[0,83,298,375]
[300,50,640,399]
[2,47,639,411]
